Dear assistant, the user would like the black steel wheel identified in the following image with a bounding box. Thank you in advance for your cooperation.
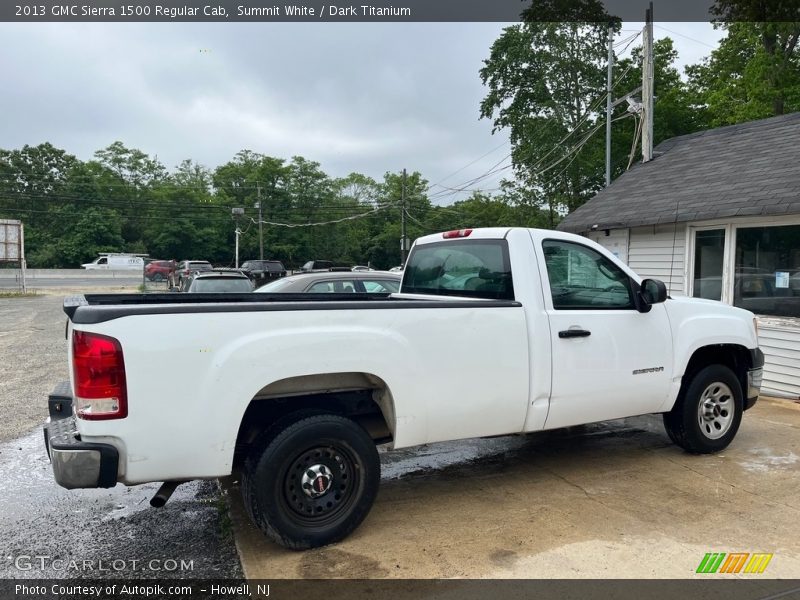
[242,413,380,550]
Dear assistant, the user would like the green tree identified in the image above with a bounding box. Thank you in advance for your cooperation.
[480,10,615,215]
[687,21,800,125]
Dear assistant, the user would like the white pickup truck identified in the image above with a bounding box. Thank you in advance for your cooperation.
[45,227,764,549]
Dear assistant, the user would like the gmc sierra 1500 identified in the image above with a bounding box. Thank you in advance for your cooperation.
[44,228,763,549]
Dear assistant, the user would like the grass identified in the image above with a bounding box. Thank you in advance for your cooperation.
[216,486,234,541]
[0,290,40,298]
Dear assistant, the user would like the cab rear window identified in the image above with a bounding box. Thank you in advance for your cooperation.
[402,239,514,300]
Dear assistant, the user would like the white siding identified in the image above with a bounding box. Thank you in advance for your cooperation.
[757,318,800,398]
[628,225,687,296]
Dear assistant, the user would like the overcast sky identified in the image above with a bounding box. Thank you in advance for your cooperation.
[1,22,723,203]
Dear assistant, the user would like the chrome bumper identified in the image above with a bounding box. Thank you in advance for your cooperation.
[747,367,763,402]
[44,383,118,489]
[745,348,765,410]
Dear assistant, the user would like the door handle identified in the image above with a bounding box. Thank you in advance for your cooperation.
[558,329,591,339]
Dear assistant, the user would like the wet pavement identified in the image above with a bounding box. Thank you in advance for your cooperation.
[0,429,242,580]
[230,399,800,579]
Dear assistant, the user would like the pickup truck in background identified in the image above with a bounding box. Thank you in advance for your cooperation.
[44,228,764,549]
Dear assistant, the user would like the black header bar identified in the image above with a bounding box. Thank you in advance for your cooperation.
[3,0,799,23]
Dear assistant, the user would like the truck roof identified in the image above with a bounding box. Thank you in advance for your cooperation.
[414,227,586,246]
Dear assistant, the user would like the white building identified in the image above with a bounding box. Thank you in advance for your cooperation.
[559,113,800,398]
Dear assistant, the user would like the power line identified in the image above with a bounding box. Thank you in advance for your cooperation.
[654,24,717,49]
[250,202,398,228]
[427,139,510,190]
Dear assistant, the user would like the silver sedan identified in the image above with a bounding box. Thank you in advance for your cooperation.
[254,271,401,294]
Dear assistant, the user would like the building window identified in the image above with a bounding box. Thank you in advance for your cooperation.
[692,229,726,301]
[734,225,800,318]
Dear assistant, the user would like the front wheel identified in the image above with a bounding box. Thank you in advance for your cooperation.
[663,364,744,454]
[242,414,380,550]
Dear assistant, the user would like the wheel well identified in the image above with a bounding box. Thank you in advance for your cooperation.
[682,344,751,395]
[233,372,394,469]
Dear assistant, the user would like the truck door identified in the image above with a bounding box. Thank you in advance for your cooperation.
[537,238,673,429]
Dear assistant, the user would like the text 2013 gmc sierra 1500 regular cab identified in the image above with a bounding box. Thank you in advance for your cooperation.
[44,228,764,549]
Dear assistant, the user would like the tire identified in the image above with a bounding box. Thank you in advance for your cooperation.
[242,413,380,550]
[663,364,744,454]
[152,273,164,282]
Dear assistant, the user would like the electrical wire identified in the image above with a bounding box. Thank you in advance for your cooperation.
[626,114,644,171]
[250,203,398,228]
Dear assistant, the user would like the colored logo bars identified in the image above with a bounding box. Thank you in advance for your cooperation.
[696,553,773,574]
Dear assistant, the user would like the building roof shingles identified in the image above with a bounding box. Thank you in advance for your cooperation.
[557,112,800,233]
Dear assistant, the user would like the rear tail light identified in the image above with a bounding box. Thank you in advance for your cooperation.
[443,229,473,239]
[72,331,128,420]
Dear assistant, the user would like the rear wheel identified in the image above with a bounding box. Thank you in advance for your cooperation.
[242,413,380,550]
[663,364,743,454]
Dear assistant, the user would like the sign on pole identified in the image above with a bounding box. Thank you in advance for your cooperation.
[0,219,27,292]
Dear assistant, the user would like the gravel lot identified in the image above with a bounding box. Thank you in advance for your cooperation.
[0,292,242,580]
[0,294,70,443]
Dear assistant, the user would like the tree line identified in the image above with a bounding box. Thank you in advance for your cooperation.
[0,143,549,269]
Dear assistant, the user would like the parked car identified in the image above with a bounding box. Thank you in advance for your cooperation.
[81,254,145,270]
[299,260,334,272]
[183,270,254,293]
[254,271,401,294]
[144,259,176,282]
[170,260,213,289]
[240,260,287,288]
[46,227,763,551]
[351,265,374,272]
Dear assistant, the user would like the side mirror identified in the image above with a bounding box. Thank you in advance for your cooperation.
[637,278,668,312]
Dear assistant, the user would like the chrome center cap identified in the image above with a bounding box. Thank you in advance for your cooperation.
[702,400,717,419]
[301,464,333,498]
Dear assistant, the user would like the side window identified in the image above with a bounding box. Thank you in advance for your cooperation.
[307,281,335,293]
[363,280,400,293]
[542,240,634,310]
[97,257,107,265]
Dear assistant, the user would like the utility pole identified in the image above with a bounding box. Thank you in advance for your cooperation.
[605,22,614,186]
[231,207,244,268]
[642,2,655,162]
[256,183,264,260]
[400,168,407,265]
[20,222,27,294]
[234,228,241,268]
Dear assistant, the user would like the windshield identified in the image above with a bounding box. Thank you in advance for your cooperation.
[190,278,253,293]
[402,239,514,300]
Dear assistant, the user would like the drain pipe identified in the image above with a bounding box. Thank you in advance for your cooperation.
[150,481,183,508]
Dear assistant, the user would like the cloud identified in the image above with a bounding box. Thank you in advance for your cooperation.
[1,21,719,203]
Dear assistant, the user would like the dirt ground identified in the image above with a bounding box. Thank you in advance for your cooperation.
[228,399,800,579]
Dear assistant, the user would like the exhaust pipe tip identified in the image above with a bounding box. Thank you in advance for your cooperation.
[150,480,183,508]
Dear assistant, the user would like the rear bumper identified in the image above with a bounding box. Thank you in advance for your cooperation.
[44,383,118,489]
[745,348,765,410]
